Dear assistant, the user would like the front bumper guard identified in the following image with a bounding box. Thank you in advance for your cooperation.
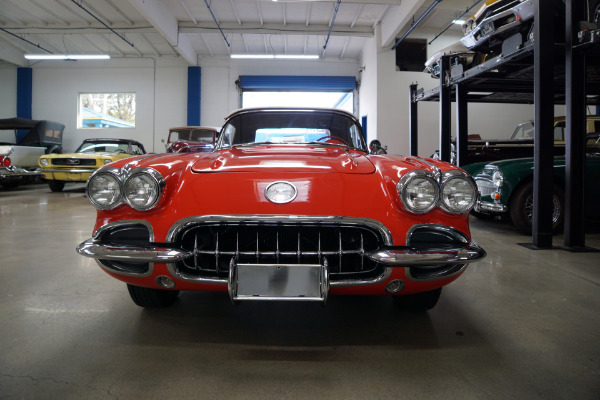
[76,239,486,267]
[0,167,41,179]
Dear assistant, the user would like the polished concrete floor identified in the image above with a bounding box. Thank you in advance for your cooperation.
[1,183,599,399]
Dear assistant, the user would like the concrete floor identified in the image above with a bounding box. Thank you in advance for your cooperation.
[1,183,599,400]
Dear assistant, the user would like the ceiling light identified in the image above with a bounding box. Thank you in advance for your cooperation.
[453,20,465,25]
[24,54,110,60]
[230,54,319,60]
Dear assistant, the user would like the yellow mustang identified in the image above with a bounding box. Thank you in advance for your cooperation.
[39,138,146,192]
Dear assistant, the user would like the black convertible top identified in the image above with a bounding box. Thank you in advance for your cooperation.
[0,117,64,147]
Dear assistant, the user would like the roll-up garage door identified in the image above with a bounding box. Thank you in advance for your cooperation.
[238,75,356,91]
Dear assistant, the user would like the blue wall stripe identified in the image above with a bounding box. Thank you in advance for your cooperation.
[187,66,201,126]
[17,68,33,142]
[17,68,32,119]
[239,75,356,91]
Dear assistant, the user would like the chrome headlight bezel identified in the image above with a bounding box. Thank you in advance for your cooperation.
[397,170,440,214]
[492,170,504,187]
[440,170,478,214]
[123,168,165,211]
[86,167,123,210]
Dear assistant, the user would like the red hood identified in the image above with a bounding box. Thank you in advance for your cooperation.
[191,146,375,174]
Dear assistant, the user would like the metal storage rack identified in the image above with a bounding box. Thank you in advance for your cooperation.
[408,1,600,251]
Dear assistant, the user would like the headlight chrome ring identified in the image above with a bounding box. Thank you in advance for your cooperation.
[440,170,477,214]
[123,168,165,211]
[87,168,123,210]
[397,170,439,214]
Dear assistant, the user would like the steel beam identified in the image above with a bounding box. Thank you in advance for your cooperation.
[531,0,555,248]
[456,84,468,167]
[439,56,452,163]
[409,83,418,156]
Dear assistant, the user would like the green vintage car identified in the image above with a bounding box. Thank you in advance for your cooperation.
[463,134,600,234]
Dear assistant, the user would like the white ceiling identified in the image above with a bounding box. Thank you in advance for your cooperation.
[0,0,476,66]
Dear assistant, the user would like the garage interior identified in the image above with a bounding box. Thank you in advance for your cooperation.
[1,1,599,399]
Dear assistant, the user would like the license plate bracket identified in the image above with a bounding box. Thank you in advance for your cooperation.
[228,259,329,303]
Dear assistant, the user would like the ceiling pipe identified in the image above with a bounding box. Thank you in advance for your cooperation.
[323,0,342,51]
[0,28,53,53]
[392,0,443,50]
[69,0,134,48]
[428,0,485,45]
[203,0,231,48]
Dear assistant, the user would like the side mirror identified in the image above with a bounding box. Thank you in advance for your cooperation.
[369,139,387,154]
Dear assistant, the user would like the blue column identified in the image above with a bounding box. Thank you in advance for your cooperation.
[187,66,201,126]
[17,68,33,142]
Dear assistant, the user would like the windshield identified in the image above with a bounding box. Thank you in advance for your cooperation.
[76,141,132,153]
[217,110,367,152]
[169,129,215,143]
[509,122,534,140]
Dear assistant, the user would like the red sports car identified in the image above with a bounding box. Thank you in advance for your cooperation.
[77,108,485,311]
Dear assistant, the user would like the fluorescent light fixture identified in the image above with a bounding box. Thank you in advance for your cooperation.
[230,54,319,60]
[453,20,465,25]
[275,54,319,59]
[24,54,110,60]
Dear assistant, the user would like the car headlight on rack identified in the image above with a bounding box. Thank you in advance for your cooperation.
[397,171,439,214]
[87,169,122,210]
[440,171,477,214]
[123,168,165,211]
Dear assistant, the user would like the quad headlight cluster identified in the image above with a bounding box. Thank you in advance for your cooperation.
[397,170,477,215]
[87,166,165,211]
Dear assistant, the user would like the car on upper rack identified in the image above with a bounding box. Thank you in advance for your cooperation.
[39,138,146,192]
[463,133,600,234]
[461,0,600,54]
[163,126,220,153]
[76,107,486,312]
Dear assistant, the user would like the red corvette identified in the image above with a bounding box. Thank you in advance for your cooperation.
[77,108,485,311]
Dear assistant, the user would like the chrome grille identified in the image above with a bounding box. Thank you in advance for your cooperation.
[173,222,386,282]
[51,158,97,166]
[475,178,496,197]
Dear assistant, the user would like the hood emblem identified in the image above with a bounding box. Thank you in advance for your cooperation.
[265,181,297,204]
[67,159,80,165]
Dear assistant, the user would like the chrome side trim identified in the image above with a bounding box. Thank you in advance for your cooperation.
[76,238,191,263]
[92,219,155,242]
[42,168,95,173]
[367,242,486,266]
[166,215,393,245]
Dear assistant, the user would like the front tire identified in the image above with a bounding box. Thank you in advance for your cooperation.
[394,288,442,312]
[48,180,65,192]
[509,181,564,234]
[127,284,180,308]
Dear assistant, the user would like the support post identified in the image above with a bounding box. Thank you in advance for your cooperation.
[439,56,451,162]
[409,83,418,156]
[455,84,468,167]
[564,0,587,249]
[17,68,32,143]
[531,0,555,249]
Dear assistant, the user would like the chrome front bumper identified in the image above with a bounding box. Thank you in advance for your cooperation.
[0,167,41,178]
[77,238,486,267]
[474,200,507,213]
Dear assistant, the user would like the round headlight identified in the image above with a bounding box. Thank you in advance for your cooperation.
[40,158,49,167]
[123,168,164,211]
[440,172,477,214]
[103,159,113,165]
[492,170,504,187]
[397,171,439,214]
[87,172,122,210]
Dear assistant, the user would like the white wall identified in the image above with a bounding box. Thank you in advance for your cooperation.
[0,62,17,119]
[29,58,188,153]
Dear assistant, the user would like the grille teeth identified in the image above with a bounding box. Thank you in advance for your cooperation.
[174,223,385,282]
